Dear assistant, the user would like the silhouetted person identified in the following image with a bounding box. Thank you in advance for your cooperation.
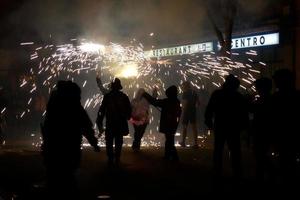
[130,88,155,151]
[96,73,116,134]
[180,81,200,148]
[205,74,248,182]
[272,69,300,184]
[198,88,210,136]
[41,81,100,199]
[250,78,273,182]
[143,86,182,161]
[97,78,131,165]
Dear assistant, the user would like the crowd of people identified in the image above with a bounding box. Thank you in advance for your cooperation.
[39,68,300,197]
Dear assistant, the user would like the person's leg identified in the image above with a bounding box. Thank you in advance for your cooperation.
[191,123,198,147]
[138,124,148,147]
[169,134,179,160]
[180,124,188,147]
[132,125,139,150]
[164,134,172,159]
[213,133,226,178]
[134,124,147,150]
[105,132,114,163]
[227,134,242,181]
[115,134,124,163]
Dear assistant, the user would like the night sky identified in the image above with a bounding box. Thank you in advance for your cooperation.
[0,0,280,48]
[0,0,282,76]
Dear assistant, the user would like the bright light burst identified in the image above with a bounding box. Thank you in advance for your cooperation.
[117,62,139,78]
[19,37,267,147]
[79,42,105,53]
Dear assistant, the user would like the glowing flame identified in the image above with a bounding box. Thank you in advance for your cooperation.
[79,43,105,53]
[117,62,138,78]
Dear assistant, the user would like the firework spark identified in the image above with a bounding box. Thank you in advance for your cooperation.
[19,37,266,147]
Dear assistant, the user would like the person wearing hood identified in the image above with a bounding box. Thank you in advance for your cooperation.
[143,86,182,161]
[41,81,100,198]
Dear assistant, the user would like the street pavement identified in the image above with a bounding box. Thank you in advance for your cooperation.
[0,143,298,199]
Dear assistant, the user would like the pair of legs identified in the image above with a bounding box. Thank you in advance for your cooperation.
[105,132,123,163]
[181,122,198,147]
[213,131,242,180]
[164,133,178,161]
[132,124,147,151]
[253,136,271,181]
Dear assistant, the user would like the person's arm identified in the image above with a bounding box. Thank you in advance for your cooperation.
[81,107,100,152]
[96,75,110,95]
[152,87,159,98]
[96,96,107,134]
[143,92,163,108]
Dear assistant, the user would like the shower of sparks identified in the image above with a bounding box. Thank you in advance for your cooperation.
[116,62,139,78]
[79,43,105,53]
[20,42,34,46]
[19,37,266,147]
[1,107,6,114]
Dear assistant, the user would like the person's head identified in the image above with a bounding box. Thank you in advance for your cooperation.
[111,78,123,91]
[136,88,145,99]
[223,74,240,91]
[182,81,191,92]
[254,77,272,96]
[56,80,67,91]
[56,80,81,102]
[273,69,295,91]
[165,85,178,99]
[68,82,81,101]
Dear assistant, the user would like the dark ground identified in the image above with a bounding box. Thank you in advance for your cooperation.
[0,141,299,200]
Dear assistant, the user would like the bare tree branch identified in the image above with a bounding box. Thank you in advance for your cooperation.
[206,0,237,54]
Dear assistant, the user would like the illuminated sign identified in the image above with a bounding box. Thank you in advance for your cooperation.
[230,32,279,49]
[145,32,279,58]
[145,42,213,58]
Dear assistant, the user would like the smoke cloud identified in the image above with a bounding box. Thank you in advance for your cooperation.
[0,0,280,49]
